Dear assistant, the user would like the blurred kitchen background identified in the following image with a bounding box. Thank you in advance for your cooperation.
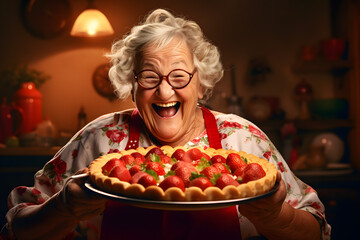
[0,0,359,238]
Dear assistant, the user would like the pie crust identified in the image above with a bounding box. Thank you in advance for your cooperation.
[89,146,277,201]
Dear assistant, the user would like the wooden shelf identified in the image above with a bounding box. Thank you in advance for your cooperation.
[256,119,353,131]
[291,58,352,74]
[0,146,61,157]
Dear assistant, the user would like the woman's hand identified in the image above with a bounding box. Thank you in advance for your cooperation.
[56,168,107,221]
[238,172,321,240]
[11,168,108,240]
[238,171,287,225]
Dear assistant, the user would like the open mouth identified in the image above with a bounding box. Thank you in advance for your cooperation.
[152,102,180,118]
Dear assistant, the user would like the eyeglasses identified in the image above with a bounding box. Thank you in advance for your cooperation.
[134,69,197,90]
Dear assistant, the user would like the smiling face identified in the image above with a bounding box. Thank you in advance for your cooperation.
[134,37,205,146]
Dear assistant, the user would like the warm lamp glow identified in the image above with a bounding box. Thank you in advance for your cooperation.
[70,9,114,37]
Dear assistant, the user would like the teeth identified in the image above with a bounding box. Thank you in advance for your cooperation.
[155,102,177,107]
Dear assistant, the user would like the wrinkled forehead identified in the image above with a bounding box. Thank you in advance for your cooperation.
[135,35,192,70]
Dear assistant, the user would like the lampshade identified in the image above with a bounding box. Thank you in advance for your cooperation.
[70,8,114,37]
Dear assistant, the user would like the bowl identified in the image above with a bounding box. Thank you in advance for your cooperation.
[308,98,349,119]
[311,133,344,163]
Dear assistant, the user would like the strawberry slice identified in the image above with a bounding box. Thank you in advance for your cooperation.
[131,171,148,184]
[226,153,247,172]
[138,173,157,188]
[108,166,132,183]
[146,162,165,176]
[210,155,226,164]
[240,163,266,183]
[189,177,213,191]
[215,173,240,189]
[159,175,185,192]
[102,158,126,175]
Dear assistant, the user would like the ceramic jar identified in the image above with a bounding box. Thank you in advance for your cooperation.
[14,82,42,134]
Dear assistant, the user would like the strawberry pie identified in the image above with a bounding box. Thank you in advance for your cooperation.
[89,146,278,201]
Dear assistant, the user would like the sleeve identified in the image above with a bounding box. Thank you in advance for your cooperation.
[3,112,131,239]
[217,114,331,239]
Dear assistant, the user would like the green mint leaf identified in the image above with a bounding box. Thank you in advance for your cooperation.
[196,158,211,172]
[164,170,175,178]
[210,173,222,185]
[170,157,178,164]
[150,153,161,163]
[145,169,159,181]
[189,172,206,182]
[241,156,248,164]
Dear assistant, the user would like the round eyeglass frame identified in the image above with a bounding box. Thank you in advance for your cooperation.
[134,69,197,90]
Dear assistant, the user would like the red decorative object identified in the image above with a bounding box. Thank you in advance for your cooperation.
[14,82,42,134]
[321,38,346,60]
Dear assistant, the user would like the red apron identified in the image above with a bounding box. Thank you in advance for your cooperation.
[100,107,242,240]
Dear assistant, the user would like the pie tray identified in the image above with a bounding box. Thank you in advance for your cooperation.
[84,181,279,211]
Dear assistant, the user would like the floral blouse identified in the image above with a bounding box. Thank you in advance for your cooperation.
[4,109,331,239]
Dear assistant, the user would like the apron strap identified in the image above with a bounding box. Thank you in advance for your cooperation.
[125,109,141,150]
[200,105,222,149]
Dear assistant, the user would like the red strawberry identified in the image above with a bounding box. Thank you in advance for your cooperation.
[233,165,247,177]
[215,173,240,189]
[226,153,246,172]
[240,163,266,183]
[160,155,171,164]
[201,153,211,161]
[212,163,230,174]
[120,155,135,166]
[171,149,186,161]
[201,166,220,179]
[129,165,142,176]
[131,152,145,165]
[210,155,226,164]
[193,153,211,166]
[138,173,157,188]
[159,175,185,192]
[108,166,132,183]
[189,177,213,191]
[102,158,126,175]
[171,161,194,171]
[131,171,147,184]
[145,147,164,158]
[146,162,165,176]
[175,166,197,187]
[182,148,203,162]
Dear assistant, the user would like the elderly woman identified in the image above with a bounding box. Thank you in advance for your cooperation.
[4,9,330,240]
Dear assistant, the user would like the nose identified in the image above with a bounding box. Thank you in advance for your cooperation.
[156,77,175,99]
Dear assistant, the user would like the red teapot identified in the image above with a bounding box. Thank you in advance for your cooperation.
[0,98,24,144]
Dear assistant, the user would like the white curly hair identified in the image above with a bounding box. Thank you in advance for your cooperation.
[107,8,223,100]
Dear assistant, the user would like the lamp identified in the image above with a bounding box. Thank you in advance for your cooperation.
[70,0,114,37]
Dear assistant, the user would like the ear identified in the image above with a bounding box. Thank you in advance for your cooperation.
[197,84,204,100]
